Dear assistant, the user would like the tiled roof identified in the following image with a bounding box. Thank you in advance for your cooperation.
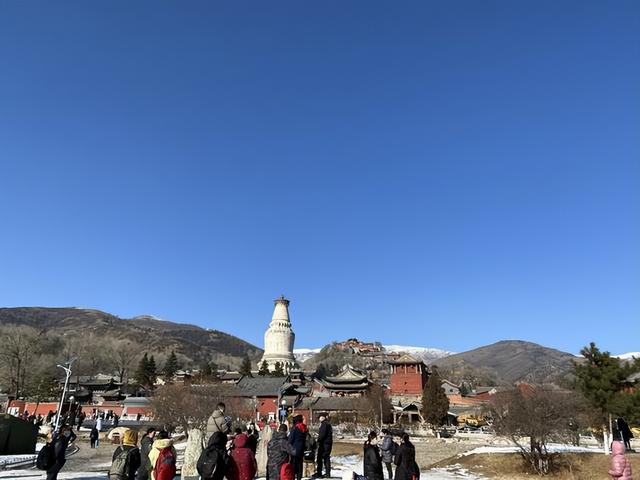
[235,376,290,397]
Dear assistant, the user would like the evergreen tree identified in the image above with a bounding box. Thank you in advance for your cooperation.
[163,350,180,381]
[272,361,284,377]
[201,362,212,378]
[313,363,327,380]
[135,353,151,387]
[422,368,449,426]
[573,342,640,423]
[209,362,219,380]
[240,355,253,377]
[258,360,270,376]
[148,355,157,387]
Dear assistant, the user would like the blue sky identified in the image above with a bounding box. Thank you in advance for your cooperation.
[0,1,638,355]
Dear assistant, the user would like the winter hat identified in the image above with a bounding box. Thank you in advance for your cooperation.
[123,429,138,446]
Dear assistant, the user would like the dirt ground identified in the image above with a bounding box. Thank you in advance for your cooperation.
[434,452,640,479]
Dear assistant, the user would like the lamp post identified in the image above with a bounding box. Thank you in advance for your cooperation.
[54,358,76,433]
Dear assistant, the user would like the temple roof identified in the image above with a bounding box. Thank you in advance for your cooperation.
[321,365,369,390]
[236,375,290,397]
[388,354,425,365]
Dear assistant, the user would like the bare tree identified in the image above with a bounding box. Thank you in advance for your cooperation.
[489,386,591,475]
[105,339,139,384]
[0,326,39,399]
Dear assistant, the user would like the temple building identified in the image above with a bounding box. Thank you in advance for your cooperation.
[314,364,371,397]
[389,354,429,397]
[260,296,298,373]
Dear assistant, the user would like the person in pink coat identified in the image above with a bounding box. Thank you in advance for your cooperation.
[609,440,633,480]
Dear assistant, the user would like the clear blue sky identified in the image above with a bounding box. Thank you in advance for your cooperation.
[1,1,638,355]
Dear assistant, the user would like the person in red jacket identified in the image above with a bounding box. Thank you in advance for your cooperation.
[228,433,257,480]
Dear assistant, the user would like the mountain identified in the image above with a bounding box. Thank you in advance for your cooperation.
[383,345,454,363]
[0,307,262,369]
[434,340,576,386]
[293,348,322,363]
[615,352,640,361]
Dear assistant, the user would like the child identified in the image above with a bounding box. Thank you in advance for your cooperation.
[609,440,633,480]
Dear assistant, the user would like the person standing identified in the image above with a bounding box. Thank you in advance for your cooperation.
[288,415,307,480]
[109,429,141,480]
[148,431,176,480]
[89,426,99,449]
[137,427,156,480]
[379,429,395,480]
[197,431,229,480]
[314,415,333,478]
[229,433,257,480]
[363,431,384,480]
[608,440,633,479]
[617,418,634,451]
[46,425,77,480]
[268,424,296,480]
[393,434,418,480]
[207,402,231,439]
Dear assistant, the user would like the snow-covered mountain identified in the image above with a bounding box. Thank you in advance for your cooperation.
[615,352,640,361]
[293,348,322,363]
[294,345,453,364]
[383,345,455,362]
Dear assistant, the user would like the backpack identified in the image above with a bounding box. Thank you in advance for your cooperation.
[154,446,177,480]
[197,445,228,480]
[280,460,295,480]
[108,448,131,480]
[303,432,317,460]
[36,442,55,470]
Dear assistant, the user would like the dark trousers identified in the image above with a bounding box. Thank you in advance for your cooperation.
[293,455,304,480]
[316,450,331,476]
[46,462,63,480]
[384,462,393,480]
[90,438,97,448]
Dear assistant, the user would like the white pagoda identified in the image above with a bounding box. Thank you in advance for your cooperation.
[260,295,298,373]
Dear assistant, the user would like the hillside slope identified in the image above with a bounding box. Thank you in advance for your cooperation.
[434,340,576,386]
[0,307,262,369]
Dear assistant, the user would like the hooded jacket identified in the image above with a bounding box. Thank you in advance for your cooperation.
[288,422,308,458]
[112,430,141,480]
[609,441,633,480]
[268,431,296,480]
[148,438,176,480]
[228,433,257,480]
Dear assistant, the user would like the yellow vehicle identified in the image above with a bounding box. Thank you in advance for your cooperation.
[457,413,487,427]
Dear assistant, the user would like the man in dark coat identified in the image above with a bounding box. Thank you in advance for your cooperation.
[47,425,77,480]
[314,415,333,478]
[363,431,384,480]
[136,427,156,480]
[268,424,296,480]
[617,417,634,451]
[379,429,395,480]
[288,415,308,480]
[393,434,418,480]
[197,431,229,480]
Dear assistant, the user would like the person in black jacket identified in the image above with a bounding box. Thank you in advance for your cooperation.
[197,431,229,480]
[47,425,77,480]
[363,431,384,480]
[393,434,418,480]
[136,427,156,480]
[314,415,333,478]
[288,415,308,480]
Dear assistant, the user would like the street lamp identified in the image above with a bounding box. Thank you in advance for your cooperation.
[54,358,76,432]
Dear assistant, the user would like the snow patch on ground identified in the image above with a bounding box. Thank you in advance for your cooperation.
[463,443,602,456]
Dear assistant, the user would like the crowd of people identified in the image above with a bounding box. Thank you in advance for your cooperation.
[37,405,636,480]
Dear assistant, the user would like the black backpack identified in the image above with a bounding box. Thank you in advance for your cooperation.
[197,445,228,480]
[36,442,55,470]
[303,432,317,461]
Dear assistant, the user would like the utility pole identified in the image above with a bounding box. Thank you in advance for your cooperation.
[54,358,76,433]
